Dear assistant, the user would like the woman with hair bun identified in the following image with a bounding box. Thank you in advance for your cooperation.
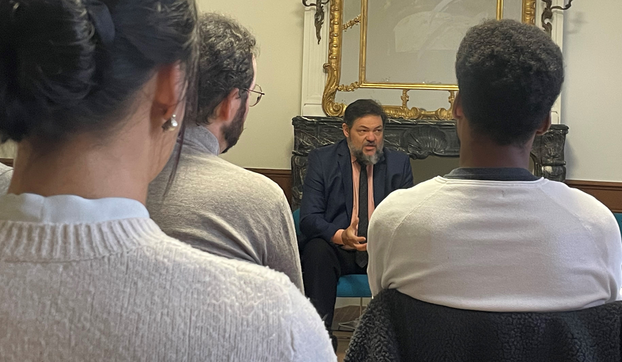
[0,1,334,361]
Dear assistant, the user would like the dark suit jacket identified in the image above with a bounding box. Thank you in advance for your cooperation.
[300,139,413,245]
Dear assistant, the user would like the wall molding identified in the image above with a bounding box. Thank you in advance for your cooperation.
[0,161,296,205]
[300,5,329,116]
[566,180,622,213]
[249,168,622,214]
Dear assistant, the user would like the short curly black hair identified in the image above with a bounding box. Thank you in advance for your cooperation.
[195,13,257,125]
[455,19,564,146]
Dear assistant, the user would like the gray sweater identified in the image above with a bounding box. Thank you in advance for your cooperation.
[147,126,303,290]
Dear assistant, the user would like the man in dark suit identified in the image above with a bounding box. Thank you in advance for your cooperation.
[300,99,413,348]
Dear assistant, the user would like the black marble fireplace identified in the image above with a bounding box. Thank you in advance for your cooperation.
[291,116,568,209]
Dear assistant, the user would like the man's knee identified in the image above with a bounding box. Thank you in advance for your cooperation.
[302,238,336,265]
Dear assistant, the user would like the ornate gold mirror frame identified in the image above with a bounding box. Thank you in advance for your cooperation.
[322,0,537,119]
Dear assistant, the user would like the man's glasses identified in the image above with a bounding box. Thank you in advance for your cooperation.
[246,84,265,107]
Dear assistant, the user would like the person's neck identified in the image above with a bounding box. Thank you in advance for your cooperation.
[205,122,226,154]
[459,136,533,169]
[8,135,154,205]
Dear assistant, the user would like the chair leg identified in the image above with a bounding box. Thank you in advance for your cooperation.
[359,297,363,316]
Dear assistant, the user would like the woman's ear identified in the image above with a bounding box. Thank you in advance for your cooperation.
[151,62,183,128]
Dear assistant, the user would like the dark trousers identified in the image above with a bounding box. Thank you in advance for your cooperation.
[301,237,367,332]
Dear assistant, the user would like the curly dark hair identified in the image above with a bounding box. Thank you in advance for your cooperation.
[455,19,564,146]
[343,99,387,128]
[195,13,257,125]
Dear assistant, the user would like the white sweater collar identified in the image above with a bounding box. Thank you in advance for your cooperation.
[0,194,162,262]
[0,193,149,223]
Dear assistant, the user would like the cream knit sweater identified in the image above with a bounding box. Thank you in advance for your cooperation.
[369,177,622,312]
[0,193,335,361]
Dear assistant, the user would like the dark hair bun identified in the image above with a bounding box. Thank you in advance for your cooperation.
[0,0,96,141]
[1,0,196,144]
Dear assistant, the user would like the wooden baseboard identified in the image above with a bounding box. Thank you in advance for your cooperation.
[247,168,622,214]
[0,158,13,167]
[0,162,296,206]
[566,180,622,213]
[246,168,293,206]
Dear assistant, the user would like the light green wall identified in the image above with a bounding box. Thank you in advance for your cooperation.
[197,0,304,169]
[0,141,16,159]
[562,1,622,182]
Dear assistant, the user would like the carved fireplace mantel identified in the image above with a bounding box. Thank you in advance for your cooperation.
[291,116,568,209]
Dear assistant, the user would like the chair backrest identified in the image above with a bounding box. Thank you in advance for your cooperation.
[345,289,622,362]
[337,274,372,298]
[292,208,302,238]
[615,213,622,234]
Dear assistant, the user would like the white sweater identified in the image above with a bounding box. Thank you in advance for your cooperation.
[0,193,335,362]
[368,177,622,312]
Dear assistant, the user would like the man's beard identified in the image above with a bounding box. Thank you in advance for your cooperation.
[221,102,247,154]
[347,137,384,165]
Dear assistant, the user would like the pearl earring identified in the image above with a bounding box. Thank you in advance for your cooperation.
[162,114,178,132]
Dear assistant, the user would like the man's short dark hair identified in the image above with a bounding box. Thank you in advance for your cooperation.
[195,13,257,125]
[455,19,564,146]
[343,99,388,128]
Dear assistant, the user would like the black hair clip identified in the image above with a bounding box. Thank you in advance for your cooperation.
[86,0,115,46]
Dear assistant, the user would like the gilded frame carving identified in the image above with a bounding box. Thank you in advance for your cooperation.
[322,0,538,118]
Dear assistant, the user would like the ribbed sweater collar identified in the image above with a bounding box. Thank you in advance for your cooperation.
[0,194,164,262]
[183,125,220,155]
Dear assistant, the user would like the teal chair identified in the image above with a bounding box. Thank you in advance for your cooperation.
[615,213,622,234]
[292,209,371,304]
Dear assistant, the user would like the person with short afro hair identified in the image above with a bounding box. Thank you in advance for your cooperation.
[367,19,622,313]
[455,19,564,147]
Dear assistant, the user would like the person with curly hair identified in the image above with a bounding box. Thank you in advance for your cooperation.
[368,19,622,313]
[147,13,304,291]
